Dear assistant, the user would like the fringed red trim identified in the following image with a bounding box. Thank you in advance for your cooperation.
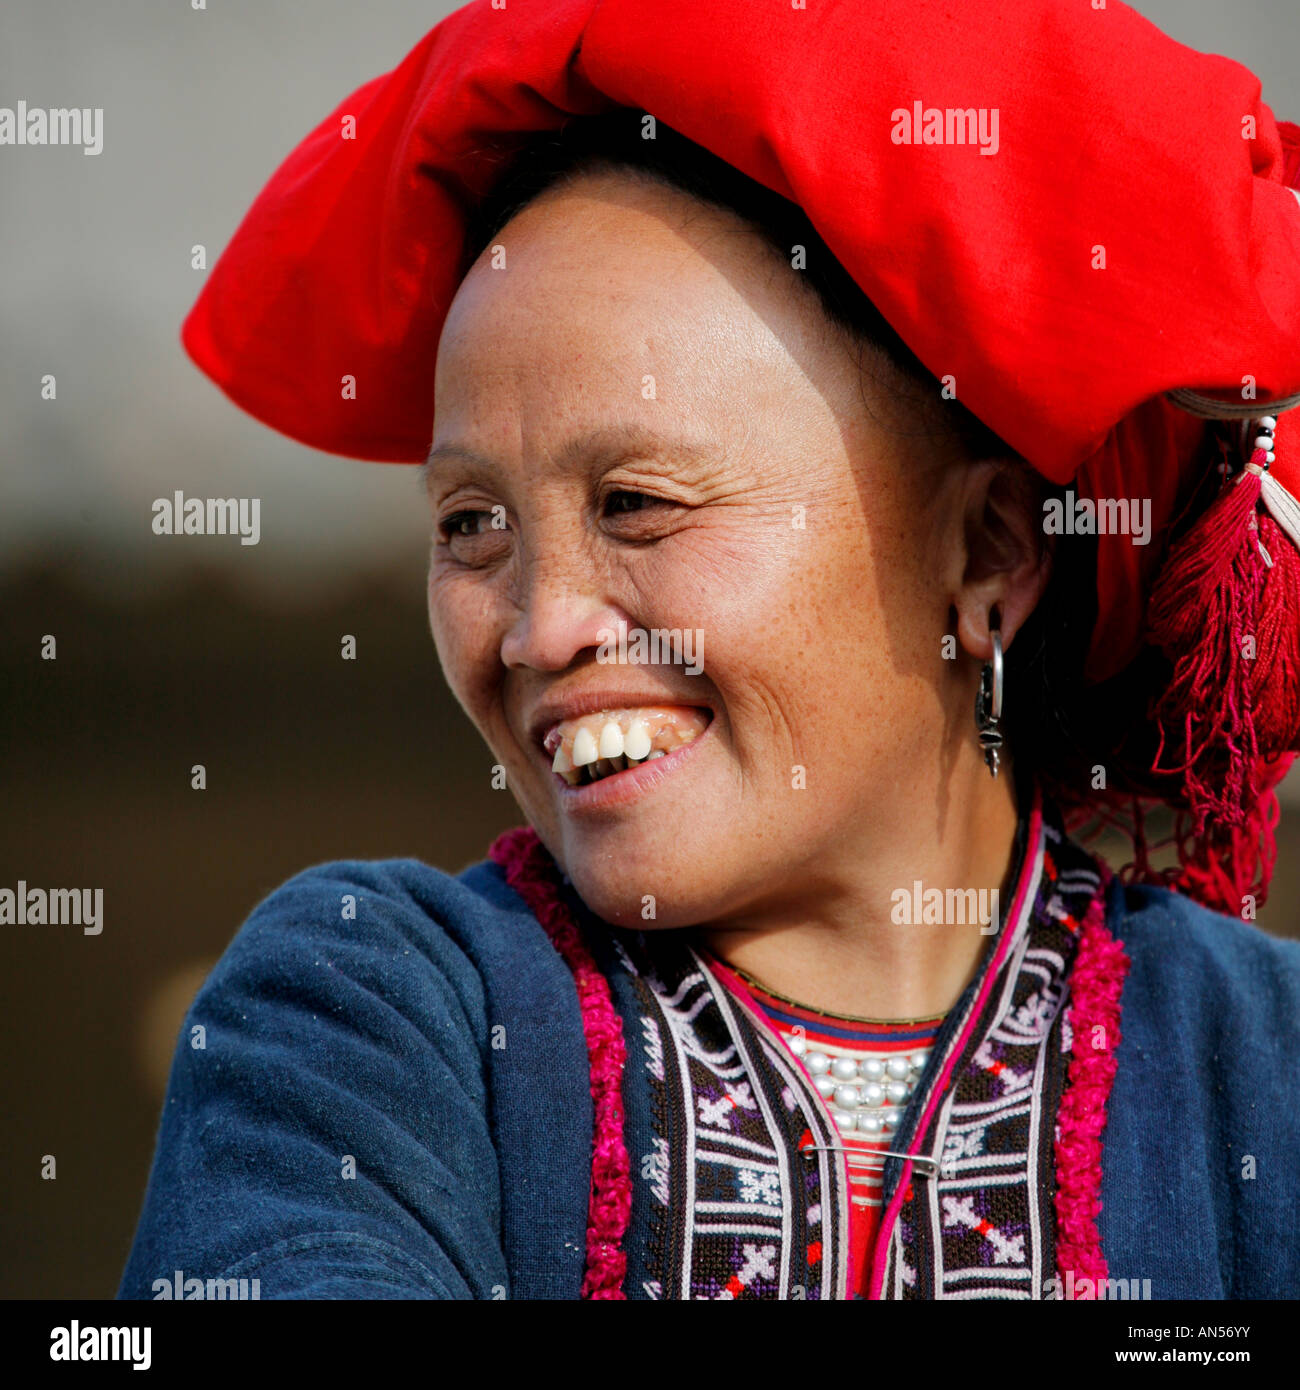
[488,826,633,1300]
[1066,759,1291,920]
[1054,865,1130,1297]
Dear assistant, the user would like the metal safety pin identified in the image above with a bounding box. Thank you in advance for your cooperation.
[799,1146,940,1178]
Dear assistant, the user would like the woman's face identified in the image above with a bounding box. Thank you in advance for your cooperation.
[426,169,965,929]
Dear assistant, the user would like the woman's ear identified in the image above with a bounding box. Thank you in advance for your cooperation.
[953,459,1053,660]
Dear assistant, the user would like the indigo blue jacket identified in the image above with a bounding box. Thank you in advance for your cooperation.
[118,856,1300,1299]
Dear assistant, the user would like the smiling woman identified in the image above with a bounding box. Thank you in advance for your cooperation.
[119,0,1300,1302]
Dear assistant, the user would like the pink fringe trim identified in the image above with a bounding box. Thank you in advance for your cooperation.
[489,827,633,1300]
[1053,864,1130,1298]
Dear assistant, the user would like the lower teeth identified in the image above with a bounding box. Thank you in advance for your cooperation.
[561,742,678,786]
[577,750,660,784]
[583,755,631,784]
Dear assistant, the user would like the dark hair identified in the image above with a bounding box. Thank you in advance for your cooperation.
[455,110,1166,818]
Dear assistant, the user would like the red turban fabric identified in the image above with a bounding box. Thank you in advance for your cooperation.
[183,0,1300,907]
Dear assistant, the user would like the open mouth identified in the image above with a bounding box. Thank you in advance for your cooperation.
[543,705,712,787]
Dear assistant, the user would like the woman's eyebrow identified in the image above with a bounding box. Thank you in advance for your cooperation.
[420,424,723,490]
[419,442,495,491]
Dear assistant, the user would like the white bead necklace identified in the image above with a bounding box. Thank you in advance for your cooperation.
[785,1031,931,1138]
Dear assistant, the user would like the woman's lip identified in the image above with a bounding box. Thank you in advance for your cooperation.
[548,714,714,812]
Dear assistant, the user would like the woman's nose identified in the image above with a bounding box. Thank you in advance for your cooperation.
[499,567,628,673]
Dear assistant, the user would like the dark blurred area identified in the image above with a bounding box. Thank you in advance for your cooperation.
[0,559,519,1298]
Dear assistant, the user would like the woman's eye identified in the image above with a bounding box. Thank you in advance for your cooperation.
[437,509,510,565]
[604,490,667,517]
[445,510,487,536]
[600,489,681,540]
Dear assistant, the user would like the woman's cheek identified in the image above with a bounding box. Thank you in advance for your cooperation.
[428,582,494,708]
[631,515,809,636]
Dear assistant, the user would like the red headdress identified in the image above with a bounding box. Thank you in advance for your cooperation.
[182,0,1300,913]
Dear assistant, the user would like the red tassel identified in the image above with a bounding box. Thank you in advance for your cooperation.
[1251,511,1300,753]
[1146,459,1268,832]
[1167,787,1280,918]
[1081,415,1300,920]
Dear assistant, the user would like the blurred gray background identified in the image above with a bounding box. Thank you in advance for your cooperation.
[1,0,1297,1297]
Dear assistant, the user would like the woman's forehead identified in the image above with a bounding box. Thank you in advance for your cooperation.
[439,173,811,355]
[432,178,857,447]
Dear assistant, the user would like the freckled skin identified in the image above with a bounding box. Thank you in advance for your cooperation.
[426,171,1046,1019]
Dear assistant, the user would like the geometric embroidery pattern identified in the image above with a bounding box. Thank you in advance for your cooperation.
[881,806,1104,1299]
[611,932,848,1300]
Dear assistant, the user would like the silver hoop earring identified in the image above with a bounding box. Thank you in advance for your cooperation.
[975,626,1004,778]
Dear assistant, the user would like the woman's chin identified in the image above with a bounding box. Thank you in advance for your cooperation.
[566,868,710,930]
[552,832,729,928]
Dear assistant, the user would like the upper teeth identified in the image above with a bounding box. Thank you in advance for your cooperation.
[546,705,709,787]
[624,720,652,760]
[572,726,599,767]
